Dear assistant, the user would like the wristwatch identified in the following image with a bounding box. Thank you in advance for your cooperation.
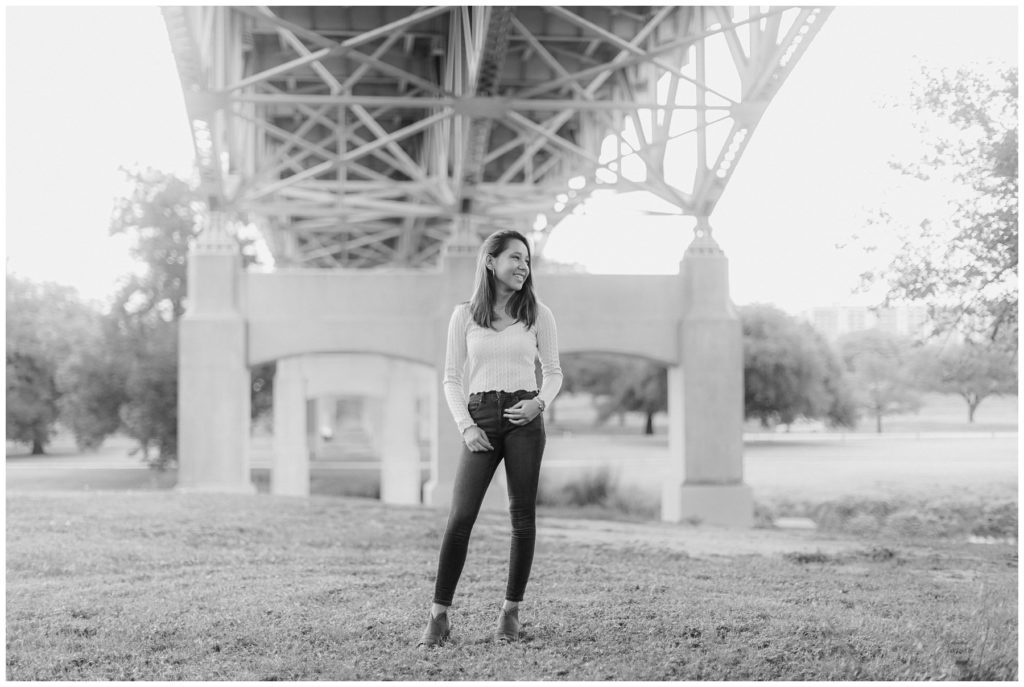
[534,397,546,412]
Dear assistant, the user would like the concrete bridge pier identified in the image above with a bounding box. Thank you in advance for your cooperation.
[271,357,309,496]
[662,220,753,526]
[177,214,255,494]
[379,359,429,506]
[177,211,752,526]
[271,354,429,503]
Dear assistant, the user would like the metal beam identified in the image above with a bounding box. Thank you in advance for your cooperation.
[232,93,725,111]
[165,5,833,266]
[225,6,454,95]
[517,8,787,101]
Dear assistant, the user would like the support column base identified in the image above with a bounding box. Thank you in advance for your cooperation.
[661,483,754,527]
[381,463,423,506]
[176,482,257,495]
[271,470,310,497]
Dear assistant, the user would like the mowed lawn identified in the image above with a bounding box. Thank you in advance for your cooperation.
[6,490,1017,681]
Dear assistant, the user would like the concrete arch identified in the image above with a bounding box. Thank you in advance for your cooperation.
[271,352,436,396]
[272,352,436,505]
[179,230,753,525]
[540,274,682,366]
[245,271,443,367]
[557,348,676,368]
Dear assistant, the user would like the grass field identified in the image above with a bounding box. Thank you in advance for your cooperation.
[6,393,1017,679]
[5,491,1018,681]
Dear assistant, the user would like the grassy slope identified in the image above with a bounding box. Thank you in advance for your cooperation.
[6,491,1017,681]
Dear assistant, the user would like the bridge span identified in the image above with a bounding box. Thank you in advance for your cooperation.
[163,5,832,526]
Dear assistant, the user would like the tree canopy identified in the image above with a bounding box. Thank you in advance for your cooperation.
[6,276,100,453]
[559,353,667,434]
[594,359,667,435]
[8,169,268,463]
[55,169,262,466]
[861,64,1017,347]
[837,329,922,433]
[740,304,856,429]
[914,341,1017,423]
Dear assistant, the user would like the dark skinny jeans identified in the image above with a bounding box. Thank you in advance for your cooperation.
[432,389,546,606]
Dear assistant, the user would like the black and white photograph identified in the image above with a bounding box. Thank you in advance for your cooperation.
[5,3,1018,681]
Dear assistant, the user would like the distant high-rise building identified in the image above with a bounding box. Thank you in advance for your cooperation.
[802,305,929,341]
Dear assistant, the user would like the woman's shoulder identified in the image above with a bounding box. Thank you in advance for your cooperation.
[449,301,471,322]
[536,301,555,319]
[533,301,556,327]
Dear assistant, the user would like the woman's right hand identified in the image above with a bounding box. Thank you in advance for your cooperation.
[462,425,493,452]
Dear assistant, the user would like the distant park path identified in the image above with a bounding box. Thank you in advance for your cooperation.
[7,433,1016,506]
[537,433,1018,504]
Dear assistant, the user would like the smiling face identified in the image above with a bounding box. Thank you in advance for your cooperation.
[487,238,531,294]
[468,230,538,329]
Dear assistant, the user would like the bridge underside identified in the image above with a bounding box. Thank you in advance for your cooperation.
[163,5,830,268]
[166,5,831,526]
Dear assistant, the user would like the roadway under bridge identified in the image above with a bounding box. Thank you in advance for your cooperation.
[164,5,831,526]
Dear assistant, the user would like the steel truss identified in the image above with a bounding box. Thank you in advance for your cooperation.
[163,5,831,268]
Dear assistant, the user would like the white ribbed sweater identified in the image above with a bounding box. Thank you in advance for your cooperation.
[443,301,563,433]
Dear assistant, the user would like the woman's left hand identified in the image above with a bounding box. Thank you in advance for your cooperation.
[504,399,541,426]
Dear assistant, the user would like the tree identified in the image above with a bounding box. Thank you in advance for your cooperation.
[5,275,99,453]
[860,65,1017,347]
[741,304,856,429]
[595,360,667,435]
[98,168,261,467]
[560,353,622,399]
[8,171,263,462]
[55,319,129,451]
[6,352,59,454]
[116,319,179,464]
[560,353,667,434]
[914,342,1017,422]
[810,328,859,429]
[838,329,922,433]
[104,170,200,466]
[251,362,276,423]
[102,169,200,466]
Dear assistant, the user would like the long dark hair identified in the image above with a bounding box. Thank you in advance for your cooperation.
[468,229,538,330]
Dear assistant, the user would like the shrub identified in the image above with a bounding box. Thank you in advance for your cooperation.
[608,486,659,519]
[537,471,660,520]
[972,502,1017,538]
[560,468,613,507]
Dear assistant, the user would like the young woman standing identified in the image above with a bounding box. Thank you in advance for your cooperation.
[418,229,562,647]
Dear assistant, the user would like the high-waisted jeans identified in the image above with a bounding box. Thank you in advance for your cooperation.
[432,389,546,606]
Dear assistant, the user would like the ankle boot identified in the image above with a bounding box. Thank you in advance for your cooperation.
[496,606,521,642]
[417,610,451,648]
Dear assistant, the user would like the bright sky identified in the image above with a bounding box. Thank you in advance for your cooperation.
[5,6,194,305]
[543,4,1019,311]
[4,5,1019,313]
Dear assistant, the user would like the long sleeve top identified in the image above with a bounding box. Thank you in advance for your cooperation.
[442,301,563,433]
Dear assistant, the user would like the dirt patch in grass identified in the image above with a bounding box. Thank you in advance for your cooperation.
[6,490,1018,681]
